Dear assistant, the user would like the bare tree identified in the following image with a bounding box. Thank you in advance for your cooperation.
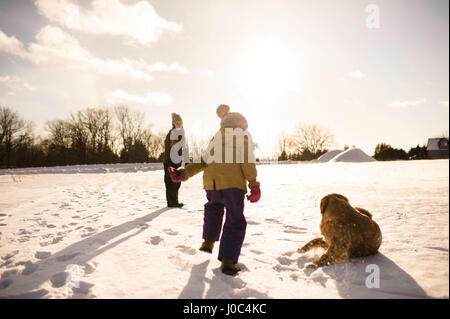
[277,132,293,160]
[80,107,114,153]
[46,119,70,148]
[142,128,165,161]
[67,111,89,163]
[114,105,145,152]
[97,108,114,153]
[291,123,335,155]
[0,106,28,167]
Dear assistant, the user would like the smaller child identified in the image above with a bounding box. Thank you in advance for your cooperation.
[169,104,261,275]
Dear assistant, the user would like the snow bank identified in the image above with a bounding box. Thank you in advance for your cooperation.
[313,150,344,163]
[0,163,163,176]
[330,148,376,163]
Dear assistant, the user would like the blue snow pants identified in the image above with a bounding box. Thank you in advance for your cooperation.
[203,188,247,264]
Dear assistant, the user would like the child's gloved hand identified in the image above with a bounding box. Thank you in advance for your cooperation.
[246,181,261,203]
[168,167,187,183]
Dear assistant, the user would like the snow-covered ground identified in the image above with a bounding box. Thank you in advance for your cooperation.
[0,160,448,299]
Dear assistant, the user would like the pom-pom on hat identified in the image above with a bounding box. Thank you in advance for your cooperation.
[216,104,248,130]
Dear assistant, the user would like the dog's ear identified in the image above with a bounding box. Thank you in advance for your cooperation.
[320,196,330,215]
[332,193,349,203]
[355,207,373,219]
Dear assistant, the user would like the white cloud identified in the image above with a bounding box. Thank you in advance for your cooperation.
[0,74,36,91]
[28,26,154,80]
[107,89,173,106]
[0,75,17,83]
[348,70,366,78]
[0,29,27,58]
[35,0,182,46]
[143,62,188,73]
[0,26,186,81]
[201,70,214,77]
[22,82,37,92]
[390,99,426,108]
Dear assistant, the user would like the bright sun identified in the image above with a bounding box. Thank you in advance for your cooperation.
[238,40,295,102]
[236,41,297,158]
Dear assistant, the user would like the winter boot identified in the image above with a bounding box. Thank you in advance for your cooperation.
[168,202,184,208]
[221,258,241,276]
[199,239,215,253]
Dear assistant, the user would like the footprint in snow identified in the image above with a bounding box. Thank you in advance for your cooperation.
[2,250,19,261]
[52,236,64,244]
[35,251,51,260]
[163,229,178,236]
[176,245,197,255]
[290,273,299,281]
[82,262,97,275]
[71,281,95,296]
[18,236,30,243]
[147,236,163,245]
[277,256,295,266]
[310,271,328,287]
[0,278,12,289]
[50,272,67,288]
[15,261,39,275]
[283,225,307,234]
[250,249,263,255]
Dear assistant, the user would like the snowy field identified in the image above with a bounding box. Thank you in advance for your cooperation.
[0,160,448,299]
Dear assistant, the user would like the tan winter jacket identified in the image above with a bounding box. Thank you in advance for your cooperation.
[185,128,258,191]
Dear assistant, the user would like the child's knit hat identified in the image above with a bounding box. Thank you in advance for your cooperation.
[172,112,182,124]
[216,104,248,130]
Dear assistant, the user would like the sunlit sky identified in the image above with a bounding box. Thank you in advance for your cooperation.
[1,0,448,158]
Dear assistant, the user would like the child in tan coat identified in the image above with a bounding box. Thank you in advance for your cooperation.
[169,105,261,275]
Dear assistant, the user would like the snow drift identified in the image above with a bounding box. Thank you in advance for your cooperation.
[313,150,344,163]
[330,148,376,163]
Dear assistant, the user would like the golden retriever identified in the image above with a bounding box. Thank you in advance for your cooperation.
[299,193,382,268]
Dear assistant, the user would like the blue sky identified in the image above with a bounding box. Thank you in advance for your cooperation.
[0,0,448,157]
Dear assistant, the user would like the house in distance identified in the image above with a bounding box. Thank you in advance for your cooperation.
[427,137,449,159]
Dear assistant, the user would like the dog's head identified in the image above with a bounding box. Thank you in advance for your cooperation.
[320,193,349,215]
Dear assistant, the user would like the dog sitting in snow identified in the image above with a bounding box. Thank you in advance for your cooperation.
[299,193,382,268]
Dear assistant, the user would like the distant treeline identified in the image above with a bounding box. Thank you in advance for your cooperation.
[0,105,167,169]
[276,123,428,162]
[0,105,430,169]
[373,143,427,161]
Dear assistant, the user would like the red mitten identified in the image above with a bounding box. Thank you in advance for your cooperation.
[246,183,261,203]
[168,167,187,183]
